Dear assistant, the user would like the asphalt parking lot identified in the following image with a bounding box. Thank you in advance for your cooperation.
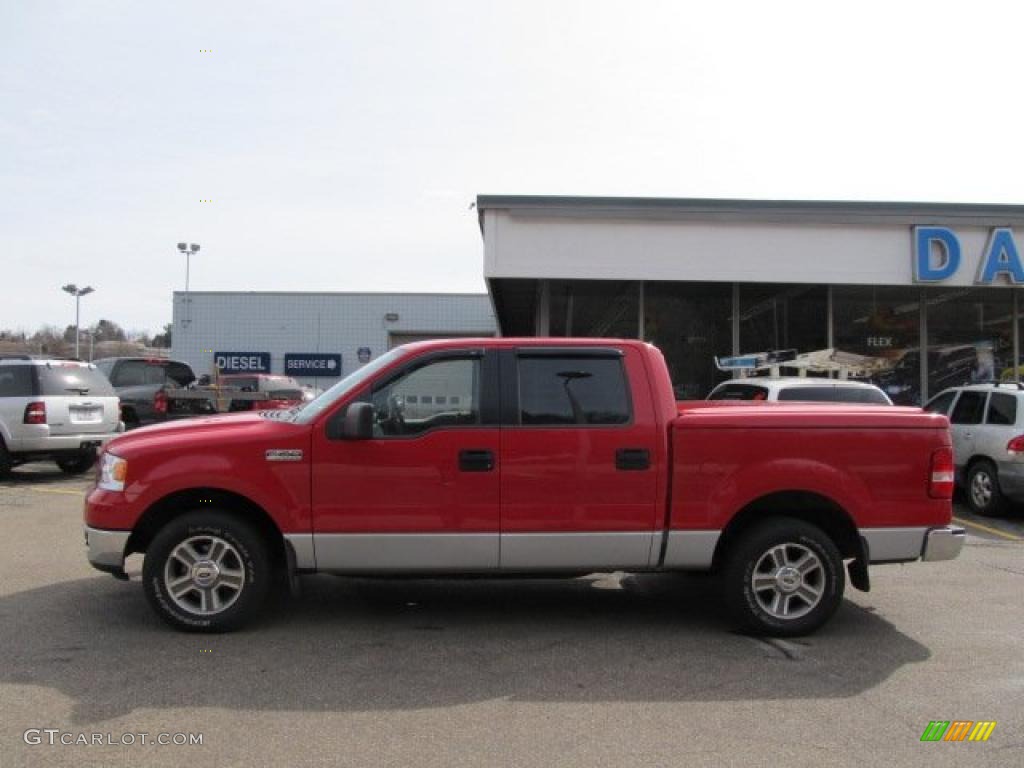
[1,466,1022,768]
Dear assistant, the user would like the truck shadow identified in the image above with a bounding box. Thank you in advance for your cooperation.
[0,572,930,724]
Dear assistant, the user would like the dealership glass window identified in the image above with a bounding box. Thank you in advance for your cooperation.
[548,280,639,338]
[832,286,922,405]
[925,287,1013,398]
[643,281,733,399]
[739,284,827,363]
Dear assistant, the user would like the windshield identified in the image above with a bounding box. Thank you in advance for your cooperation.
[293,347,405,424]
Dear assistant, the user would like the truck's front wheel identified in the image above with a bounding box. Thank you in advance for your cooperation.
[723,518,845,637]
[143,511,270,632]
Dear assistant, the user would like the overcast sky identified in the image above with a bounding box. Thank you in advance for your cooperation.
[2,0,1023,334]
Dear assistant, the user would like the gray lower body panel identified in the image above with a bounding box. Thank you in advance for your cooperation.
[313,533,499,572]
[500,532,654,570]
[661,530,721,569]
[284,533,316,570]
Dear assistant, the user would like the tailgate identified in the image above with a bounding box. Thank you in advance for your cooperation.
[45,396,120,435]
[37,363,120,435]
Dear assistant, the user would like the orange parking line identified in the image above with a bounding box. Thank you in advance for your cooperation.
[953,516,1023,542]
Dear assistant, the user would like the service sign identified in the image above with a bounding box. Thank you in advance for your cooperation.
[214,351,271,373]
[284,353,342,377]
[913,226,1024,285]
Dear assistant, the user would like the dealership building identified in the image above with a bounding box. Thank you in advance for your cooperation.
[478,195,1024,403]
[171,292,495,385]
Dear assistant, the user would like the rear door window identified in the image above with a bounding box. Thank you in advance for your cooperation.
[707,383,770,401]
[950,391,986,425]
[924,391,957,416]
[985,392,1018,426]
[37,365,116,396]
[0,365,35,397]
[518,355,631,425]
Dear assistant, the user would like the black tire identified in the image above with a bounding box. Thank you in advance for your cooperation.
[966,460,1006,517]
[0,440,12,479]
[143,511,271,632]
[722,517,845,637]
[55,450,96,475]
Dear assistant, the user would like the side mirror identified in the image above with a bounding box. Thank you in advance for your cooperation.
[328,402,374,440]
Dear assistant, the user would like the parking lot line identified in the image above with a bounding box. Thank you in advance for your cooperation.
[952,516,1022,542]
[19,487,86,497]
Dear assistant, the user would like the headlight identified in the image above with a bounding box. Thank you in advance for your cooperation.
[98,452,128,492]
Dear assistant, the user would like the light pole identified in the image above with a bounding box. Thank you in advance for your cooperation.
[177,242,200,293]
[61,284,94,359]
[177,242,200,328]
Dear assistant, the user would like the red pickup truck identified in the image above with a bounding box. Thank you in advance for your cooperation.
[84,338,964,635]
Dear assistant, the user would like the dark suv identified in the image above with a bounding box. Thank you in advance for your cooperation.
[93,358,198,428]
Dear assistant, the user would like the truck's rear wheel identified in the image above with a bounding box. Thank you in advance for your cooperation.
[143,511,270,632]
[723,517,845,637]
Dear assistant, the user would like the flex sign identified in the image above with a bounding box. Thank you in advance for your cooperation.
[214,352,271,373]
[914,226,1024,285]
[284,353,342,377]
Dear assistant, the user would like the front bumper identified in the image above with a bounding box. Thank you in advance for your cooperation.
[922,525,966,562]
[84,525,130,573]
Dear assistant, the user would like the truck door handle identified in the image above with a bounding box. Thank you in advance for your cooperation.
[459,449,495,472]
[616,448,650,471]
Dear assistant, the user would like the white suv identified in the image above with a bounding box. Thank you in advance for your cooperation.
[0,357,123,477]
[707,377,893,405]
[924,383,1024,516]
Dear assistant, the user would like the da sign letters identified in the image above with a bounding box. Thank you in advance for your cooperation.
[914,226,1024,285]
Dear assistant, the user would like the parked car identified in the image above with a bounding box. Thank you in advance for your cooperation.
[94,357,201,428]
[219,374,306,412]
[0,356,122,477]
[707,377,893,405]
[924,383,1024,515]
[85,338,961,635]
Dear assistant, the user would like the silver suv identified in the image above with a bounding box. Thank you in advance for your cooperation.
[708,377,893,404]
[0,357,122,477]
[924,383,1024,516]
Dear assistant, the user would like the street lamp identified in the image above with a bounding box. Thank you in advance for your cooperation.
[177,242,200,293]
[61,284,95,359]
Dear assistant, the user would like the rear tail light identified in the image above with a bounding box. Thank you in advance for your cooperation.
[153,390,168,415]
[23,402,46,425]
[929,447,955,499]
[1007,435,1024,455]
